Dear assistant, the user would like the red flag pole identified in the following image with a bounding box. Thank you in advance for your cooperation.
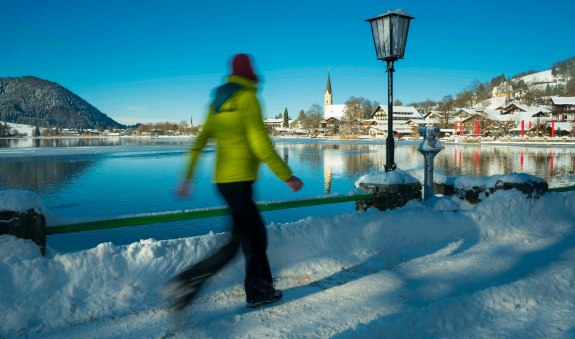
[475,120,479,137]
[551,120,555,138]
[521,120,524,137]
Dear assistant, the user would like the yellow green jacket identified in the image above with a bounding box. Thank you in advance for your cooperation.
[184,75,292,183]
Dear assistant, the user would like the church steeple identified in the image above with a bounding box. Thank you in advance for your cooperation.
[324,70,332,114]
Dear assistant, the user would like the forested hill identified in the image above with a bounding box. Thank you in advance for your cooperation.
[0,76,124,129]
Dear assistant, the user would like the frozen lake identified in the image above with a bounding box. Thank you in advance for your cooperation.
[1,137,574,252]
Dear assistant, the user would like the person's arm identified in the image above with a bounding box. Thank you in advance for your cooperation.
[176,114,211,197]
[242,94,304,192]
[242,95,292,180]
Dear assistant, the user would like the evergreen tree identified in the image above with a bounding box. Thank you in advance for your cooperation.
[282,108,289,128]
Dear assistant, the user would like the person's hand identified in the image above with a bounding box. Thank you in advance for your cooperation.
[285,176,304,192]
[175,181,193,198]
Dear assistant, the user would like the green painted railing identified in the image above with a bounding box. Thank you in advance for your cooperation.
[548,185,575,193]
[44,184,575,236]
[46,193,374,235]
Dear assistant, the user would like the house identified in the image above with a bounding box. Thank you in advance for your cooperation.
[453,108,482,121]
[264,118,295,132]
[263,118,283,129]
[549,96,575,121]
[370,105,424,136]
[491,82,513,98]
[423,111,442,125]
[552,121,574,136]
[499,103,551,128]
[367,125,386,138]
[321,117,341,133]
[371,105,424,122]
[460,114,500,136]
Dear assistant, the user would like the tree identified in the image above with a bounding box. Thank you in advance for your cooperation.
[344,97,379,120]
[455,90,474,108]
[566,79,575,96]
[490,74,506,87]
[0,121,9,137]
[342,97,366,136]
[178,120,189,135]
[282,108,289,128]
[303,104,323,130]
[344,97,363,121]
[434,95,455,128]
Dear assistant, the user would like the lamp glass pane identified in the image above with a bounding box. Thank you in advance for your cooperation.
[391,15,411,58]
[382,16,391,58]
[370,21,382,59]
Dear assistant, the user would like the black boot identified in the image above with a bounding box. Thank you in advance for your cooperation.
[246,289,283,308]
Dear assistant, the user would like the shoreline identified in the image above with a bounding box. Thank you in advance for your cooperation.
[2,134,575,147]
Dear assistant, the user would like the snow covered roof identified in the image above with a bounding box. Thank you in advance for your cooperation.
[550,96,575,105]
[371,105,423,119]
[324,104,346,119]
[502,103,550,116]
[483,108,505,121]
[553,122,574,131]
[482,97,508,110]
[454,108,481,116]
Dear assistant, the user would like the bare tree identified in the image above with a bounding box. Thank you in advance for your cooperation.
[304,104,323,130]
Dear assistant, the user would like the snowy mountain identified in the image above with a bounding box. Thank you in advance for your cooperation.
[0,76,124,129]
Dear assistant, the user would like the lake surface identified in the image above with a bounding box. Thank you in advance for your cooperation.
[1,137,574,252]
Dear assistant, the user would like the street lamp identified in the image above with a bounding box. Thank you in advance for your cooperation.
[366,9,414,171]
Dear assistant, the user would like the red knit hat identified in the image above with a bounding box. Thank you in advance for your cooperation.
[231,53,258,82]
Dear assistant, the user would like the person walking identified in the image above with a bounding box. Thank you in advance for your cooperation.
[166,53,304,311]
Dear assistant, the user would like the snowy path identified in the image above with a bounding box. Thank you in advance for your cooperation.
[2,190,575,338]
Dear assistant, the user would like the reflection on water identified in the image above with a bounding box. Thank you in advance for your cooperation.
[0,137,192,148]
[434,145,575,182]
[1,138,574,252]
[270,141,575,191]
[0,157,94,192]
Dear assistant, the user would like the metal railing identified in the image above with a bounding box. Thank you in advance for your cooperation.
[44,184,575,236]
[46,193,374,235]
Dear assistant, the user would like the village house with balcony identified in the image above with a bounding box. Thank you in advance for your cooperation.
[550,96,575,121]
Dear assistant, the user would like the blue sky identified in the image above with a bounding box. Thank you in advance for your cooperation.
[2,0,575,125]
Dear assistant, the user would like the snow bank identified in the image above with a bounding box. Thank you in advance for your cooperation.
[355,168,420,187]
[0,190,45,214]
[1,189,575,338]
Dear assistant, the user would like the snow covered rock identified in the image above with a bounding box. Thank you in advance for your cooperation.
[0,190,47,255]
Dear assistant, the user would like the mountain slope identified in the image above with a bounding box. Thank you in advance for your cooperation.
[0,76,124,129]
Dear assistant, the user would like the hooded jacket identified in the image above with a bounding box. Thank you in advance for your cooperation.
[184,75,292,183]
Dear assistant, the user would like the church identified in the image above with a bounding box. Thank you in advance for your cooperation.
[323,71,346,120]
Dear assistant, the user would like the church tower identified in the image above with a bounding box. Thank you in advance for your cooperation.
[324,70,332,114]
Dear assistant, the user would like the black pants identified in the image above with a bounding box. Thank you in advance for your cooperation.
[176,181,274,302]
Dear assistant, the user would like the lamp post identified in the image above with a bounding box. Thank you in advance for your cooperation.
[366,9,414,172]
